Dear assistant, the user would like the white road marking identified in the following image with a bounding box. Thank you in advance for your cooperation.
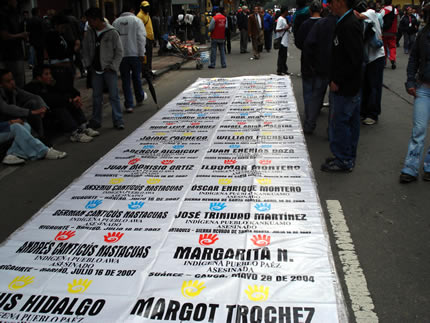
[0,166,18,181]
[326,200,379,323]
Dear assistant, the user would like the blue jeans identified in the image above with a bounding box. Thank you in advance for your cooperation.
[120,57,144,109]
[91,70,123,127]
[329,92,361,169]
[209,39,226,68]
[402,85,430,176]
[302,76,329,132]
[0,123,48,160]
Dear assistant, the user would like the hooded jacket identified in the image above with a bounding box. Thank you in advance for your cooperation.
[113,12,146,57]
[82,23,123,73]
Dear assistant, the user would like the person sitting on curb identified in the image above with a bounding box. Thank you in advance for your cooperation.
[24,65,99,143]
[0,118,66,165]
[0,69,50,146]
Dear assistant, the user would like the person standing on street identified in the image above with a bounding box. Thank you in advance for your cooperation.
[382,0,399,69]
[237,7,249,53]
[321,0,364,172]
[399,3,430,183]
[137,1,154,73]
[263,9,274,52]
[82,7,124,130]
[208,7,227,69]
[248,5,264,60]
[0,0,28,88]
[399,6,419,54]
[355,1,386,126]
[113,4,147,113]
[275,6,290,75]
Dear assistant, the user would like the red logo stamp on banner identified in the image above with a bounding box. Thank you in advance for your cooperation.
[224,160,237,165]
[166,122,175,125]
[259,160,272,165]
[161,160,174,165]
[199,234,219,246]
[251,234,271,247]
[237,122,247,125]
[264,121,272,125]
[104,232,124,243]
[128,158,141,165]
[191,122,200,125]
[55,231,76,241]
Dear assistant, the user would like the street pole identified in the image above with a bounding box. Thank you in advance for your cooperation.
[200,0,207,44]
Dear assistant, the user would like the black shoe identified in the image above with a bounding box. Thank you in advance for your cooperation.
[114,123,125,130]
[276,72,283,75]
[423,172,430,181]
[391,61,396,70]
[222,65,227,68]
[303,129,313,135]
[321,160,353,173]
[399,172,417,183]
[208,65,215,69]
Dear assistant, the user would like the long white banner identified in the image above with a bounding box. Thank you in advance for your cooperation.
[0,76,347,322]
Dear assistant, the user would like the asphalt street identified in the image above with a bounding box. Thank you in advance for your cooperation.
[0,37,429,323]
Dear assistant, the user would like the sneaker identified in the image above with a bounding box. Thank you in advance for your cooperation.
[321,160,353,173]
[399,172,417,183]
[208,65,215,69]
[84,128,100,137]
[2,154,25,165]
[362,117,377,125]
[70,132,93,143]
[45,148,67,160]
[391,61,396,70]
[114,123,125,130]
[423,172,430,181]
[125,107,134,113]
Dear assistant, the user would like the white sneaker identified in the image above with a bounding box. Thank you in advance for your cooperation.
[143,92,148,101]
[2,155,25,165]
[45,148,67,160]
[83,128,100,137]
[362,118,377,125]
[70,132,93,143]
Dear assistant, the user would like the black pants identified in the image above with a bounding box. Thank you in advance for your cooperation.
[277,44,288,74]
[361,56,385,121]
[264,30,272,51]
[145,39,153,72]
[48,104,87,133]
[225,30,231,53]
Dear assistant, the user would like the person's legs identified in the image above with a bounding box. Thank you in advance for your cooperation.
[120,57,134,109]
[130,57,144,103]
[145,39,153,71]
[365,57,385,121]
[403,32,409,53]
[90,71,104,127]
[209,39,217,67]
[328,93,361,169]
[302,77,313,131]
[6,123,48,160]
[277,45,288,74]
[103,70,123,127]
[409,33,416,53]
[240,29,248,52]
[305,76,329,133]
[251,36,259,58]
[388,35,397,65]
[264,30,271,51]
[218,40,226,67]
[401,85,430,177]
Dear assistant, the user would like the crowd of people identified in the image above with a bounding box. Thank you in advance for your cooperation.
[0,0,158,165]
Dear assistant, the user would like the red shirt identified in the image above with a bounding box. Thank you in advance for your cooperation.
[211,14,226,39]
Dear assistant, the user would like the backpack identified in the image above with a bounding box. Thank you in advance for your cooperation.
[382,8,395,31]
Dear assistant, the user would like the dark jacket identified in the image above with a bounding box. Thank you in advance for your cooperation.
[292,6,310,48]
[406,28,430,89]
[297,18,320,77]
[303,14,337,78]
[248,13,263,37]
[330,10,363,96]
[399,14,419,35]
[24,81,79,110]
[237,12,248,30]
